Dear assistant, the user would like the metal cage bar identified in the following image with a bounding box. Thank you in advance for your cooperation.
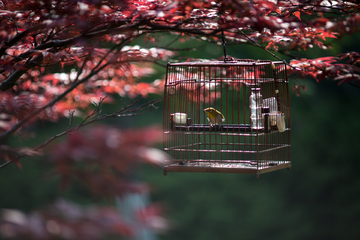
[163,60,291,177]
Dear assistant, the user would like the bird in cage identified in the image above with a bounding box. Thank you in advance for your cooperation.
[204,107,225,127]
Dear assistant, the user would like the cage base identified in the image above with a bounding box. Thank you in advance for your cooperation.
[163,161,291,177]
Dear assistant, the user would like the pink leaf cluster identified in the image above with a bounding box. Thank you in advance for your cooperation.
[0,199,166,240]
[50,126,167,196]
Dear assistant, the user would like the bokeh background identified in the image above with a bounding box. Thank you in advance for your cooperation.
[1,31,360,240]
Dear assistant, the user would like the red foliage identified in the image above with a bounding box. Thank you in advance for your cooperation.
[0,1,360,238]
[0,0,358,125]
[289,54,360,86]
[50,125,166,197]
[0,93,53,131]
[0,125,169,239]
[0,199,165,240]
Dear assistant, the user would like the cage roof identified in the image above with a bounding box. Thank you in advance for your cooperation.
[167,60,284,67]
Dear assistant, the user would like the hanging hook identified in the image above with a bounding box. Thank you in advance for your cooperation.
[221,30,228,62]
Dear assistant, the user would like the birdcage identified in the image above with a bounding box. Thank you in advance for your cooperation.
[163,59,290,177]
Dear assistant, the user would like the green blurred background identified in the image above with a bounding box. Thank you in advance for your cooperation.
[1,32,360,240]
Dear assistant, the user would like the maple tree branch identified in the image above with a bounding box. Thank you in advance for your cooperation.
[0,30,30,59]
[236,28,300,69]
[0,37,134,140]
[288,3,357,15]
[0,63,109,140]
[281,52,360,88]
[0,22,140,91]
[66,110,76,131]
[347,82,360,88]
[0,96,163,169]
[150,60,167,68]
[146,21,223,37]
[42,28,56,43]
[80,96,108,124]
[165,35,183,48]
[235,28,308,88]
[0,54,44,91]
[161,43,208,52]
[0,24,45,59]
[0,18,255,92]
[72,54,90,83]
[237,29,279,60]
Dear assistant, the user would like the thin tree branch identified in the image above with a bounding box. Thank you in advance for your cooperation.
[146,21,223,37]
[80,96,108,124]
[66,110,76,131]
[165,35,182,48]
[0,23,141,91]
[0,54,44,91]
[0,28,36,58]
[0,61,109,140]
[234,28,309,88]
[0,96,163,169]
[73,54,91,83]
[0,18,234,92]
[287,3,357,15]
[0,36,135,140]
[237,29,284,62]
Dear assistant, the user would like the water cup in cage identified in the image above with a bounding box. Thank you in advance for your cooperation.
[172,113,187,125]
[249,88,263,129]
[250,107,263,129]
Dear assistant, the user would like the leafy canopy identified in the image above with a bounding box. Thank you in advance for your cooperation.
[0,1,359,239]
[0,0,359,124]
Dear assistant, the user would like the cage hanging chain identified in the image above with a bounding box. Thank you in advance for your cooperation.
[221,30,228,62]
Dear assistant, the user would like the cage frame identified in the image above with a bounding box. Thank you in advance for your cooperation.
[163,59,291,177]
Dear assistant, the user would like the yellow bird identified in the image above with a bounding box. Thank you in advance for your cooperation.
[204,107,225,127]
